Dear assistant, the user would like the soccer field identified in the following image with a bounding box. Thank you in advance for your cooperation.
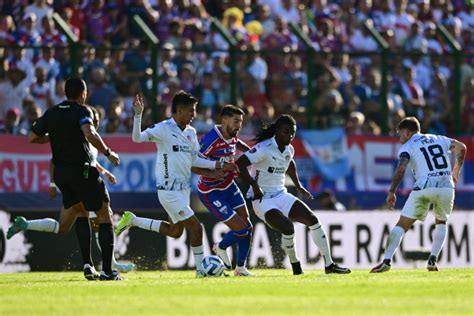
[1,269,473,315]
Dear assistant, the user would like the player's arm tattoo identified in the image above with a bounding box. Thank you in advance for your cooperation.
[389,156,409,193]
[450,140,467,169]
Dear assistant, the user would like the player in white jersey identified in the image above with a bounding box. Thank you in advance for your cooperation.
[236,115,351,275]
[371,117,467,273]
[115,91,238,276]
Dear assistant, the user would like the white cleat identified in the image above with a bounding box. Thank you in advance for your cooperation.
[196,269,206,278]
[213,242,231,270]
[234,266,256,277]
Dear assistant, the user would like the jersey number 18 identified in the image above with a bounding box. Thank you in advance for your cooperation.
[420,144,448,171]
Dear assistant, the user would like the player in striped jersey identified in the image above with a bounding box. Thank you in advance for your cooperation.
[198,105,255,276]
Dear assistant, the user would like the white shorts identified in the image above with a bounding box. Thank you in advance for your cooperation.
[402,187,455,221]
[252,191,298,222]
[158,189,194,224]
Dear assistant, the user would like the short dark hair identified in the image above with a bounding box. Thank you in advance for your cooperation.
[171,90,197,113]
[221,104,245,118]
[65,78,87,100]
[397,116,420,133]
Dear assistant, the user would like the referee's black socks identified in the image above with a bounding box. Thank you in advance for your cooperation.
[99,223,114,275]
[75,217,93,266]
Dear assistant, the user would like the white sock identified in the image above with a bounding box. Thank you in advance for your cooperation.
[191,245,204,270]
[94,232,118,265]
[384,226,405,260]
[281,233,299,263]
[132,217,162,233]
[27,219,59,234]
[430,224,447,258]
[309,223,334,266]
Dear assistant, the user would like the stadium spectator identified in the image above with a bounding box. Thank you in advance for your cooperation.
[246,48,268,94]
[346,111,365,135]
[49,79,66,106]
[155,0,174,43]
[8,47,34,86]
[102,97,127,134]
[29,66,52,113]
[24,0,53,34]
[40,15,66,45]
[84,0,110,45]
[0,107,21,135]
[394,65,426,118]
[88,68,118,112]
[125,0,159,38]
[0,14,16,45]
[193,72,219,110]
[192,106,214,134]
[0,68,30,119]
[19,101,42,135]
[35,46,60,84]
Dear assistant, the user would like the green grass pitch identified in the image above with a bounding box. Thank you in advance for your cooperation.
[1,269,473,315]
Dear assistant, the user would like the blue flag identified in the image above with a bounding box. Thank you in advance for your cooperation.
[299,128,350,181]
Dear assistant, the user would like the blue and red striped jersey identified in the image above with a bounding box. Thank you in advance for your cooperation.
[198,125,238,193]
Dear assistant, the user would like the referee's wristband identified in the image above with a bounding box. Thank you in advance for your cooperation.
[49,183,56,188]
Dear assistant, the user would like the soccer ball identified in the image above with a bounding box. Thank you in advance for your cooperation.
[201,255,225,277]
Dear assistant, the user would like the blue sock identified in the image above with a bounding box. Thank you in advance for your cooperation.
[236,224,253,267]
[219,230,240,249]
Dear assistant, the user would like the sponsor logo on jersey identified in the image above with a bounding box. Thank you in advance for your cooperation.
[268,166,286,174]
[172,145,192,153]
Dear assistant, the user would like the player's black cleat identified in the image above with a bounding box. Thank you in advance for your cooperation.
[83,264,100,281]
[325,263,351,274]
[427,255,439,271]
[291,262,304,275]
[100,270,123,281]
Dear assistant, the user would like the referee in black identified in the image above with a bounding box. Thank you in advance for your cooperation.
[11,78,122,280]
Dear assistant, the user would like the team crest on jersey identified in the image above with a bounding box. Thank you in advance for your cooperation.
[249,148,257,153]
[285,155,290,162]
[187,135,192,141]
[179,211,185,217]
[219,206,228,214]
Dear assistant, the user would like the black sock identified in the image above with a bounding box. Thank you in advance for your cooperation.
[99,223,114,274]
[75,217,93,266]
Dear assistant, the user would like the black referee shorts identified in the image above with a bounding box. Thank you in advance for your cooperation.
[54,165,110,212]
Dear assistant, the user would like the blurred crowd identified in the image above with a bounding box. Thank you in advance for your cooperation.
[0,0,473,137]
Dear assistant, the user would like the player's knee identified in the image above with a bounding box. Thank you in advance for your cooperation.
[58,225,71,235]
[168,226,184,238]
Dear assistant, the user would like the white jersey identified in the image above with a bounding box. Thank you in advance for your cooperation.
[398,133,454,190]
[143,118,201,190]
[244,137,294,198]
